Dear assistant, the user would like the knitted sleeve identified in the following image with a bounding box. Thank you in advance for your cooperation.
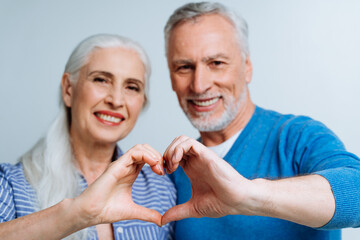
[280,116,360,229]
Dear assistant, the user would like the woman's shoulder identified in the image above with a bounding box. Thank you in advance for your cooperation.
[0,162,37,222]
[0,162,29,188]
[0,162,24,178]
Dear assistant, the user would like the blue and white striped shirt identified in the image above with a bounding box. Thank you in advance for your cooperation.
[0,161,176,239]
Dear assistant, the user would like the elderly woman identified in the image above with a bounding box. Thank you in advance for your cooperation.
[0,34,176,239]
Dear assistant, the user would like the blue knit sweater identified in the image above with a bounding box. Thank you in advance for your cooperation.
[171,106,360,240]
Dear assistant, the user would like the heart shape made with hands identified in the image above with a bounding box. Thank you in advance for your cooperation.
[105,136,332,229]
[86,138,244,227]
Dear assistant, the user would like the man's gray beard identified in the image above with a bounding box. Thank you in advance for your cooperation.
[181,90,246,132]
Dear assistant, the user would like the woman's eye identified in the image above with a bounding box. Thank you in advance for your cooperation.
[94,77,107,83]
[127,85,140,92]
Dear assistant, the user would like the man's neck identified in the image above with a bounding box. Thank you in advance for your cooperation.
[200,100,255,147]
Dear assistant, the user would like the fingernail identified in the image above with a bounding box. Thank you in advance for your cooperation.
[159,165,165,176]
[156,164,164,175]
[168,159,173,170]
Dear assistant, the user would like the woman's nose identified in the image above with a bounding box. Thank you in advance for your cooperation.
[105,88,124,108]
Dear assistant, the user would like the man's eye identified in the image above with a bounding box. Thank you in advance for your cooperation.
[210,61,224,67]
[177,65,193,71]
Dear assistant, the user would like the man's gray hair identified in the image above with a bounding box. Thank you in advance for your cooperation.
[164,2,250,58]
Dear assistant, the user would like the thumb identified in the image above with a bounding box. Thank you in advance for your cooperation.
[130,205,162,227]
[161,202,194,226]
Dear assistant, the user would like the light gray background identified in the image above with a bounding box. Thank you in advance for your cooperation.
[0,0,359,237]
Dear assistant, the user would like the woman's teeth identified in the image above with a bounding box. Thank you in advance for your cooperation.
[96,113,121,123]
[192,97,220,107]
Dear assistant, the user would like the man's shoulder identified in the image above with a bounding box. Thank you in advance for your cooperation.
[256,106,319,127]
[254,106,336,140]
[256,106,339,145]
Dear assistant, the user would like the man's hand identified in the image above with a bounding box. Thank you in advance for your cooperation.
[162,135,260,225]
[74,144,165,227]
[162,135,335,228]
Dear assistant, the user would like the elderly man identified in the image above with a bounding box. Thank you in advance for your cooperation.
[161,2,360,240]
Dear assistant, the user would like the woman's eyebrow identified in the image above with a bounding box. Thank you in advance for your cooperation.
[88,70,114,78]
[126,78,145,86]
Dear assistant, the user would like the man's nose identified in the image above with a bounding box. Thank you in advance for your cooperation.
[190,65,212,94]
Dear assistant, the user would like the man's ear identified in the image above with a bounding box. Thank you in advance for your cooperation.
[244,56,253,84]
[61,73,73,107]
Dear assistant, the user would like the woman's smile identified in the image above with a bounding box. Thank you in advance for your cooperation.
[94,111,125,126]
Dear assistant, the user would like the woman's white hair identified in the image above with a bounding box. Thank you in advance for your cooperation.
[19,33,151,239]
[164,2,250,59]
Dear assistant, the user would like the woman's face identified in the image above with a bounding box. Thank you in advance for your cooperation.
[62,47,146,145]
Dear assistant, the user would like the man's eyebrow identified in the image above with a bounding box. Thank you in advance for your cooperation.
[171,54,230,67]
[202,53,229,62]
[172,59,194,66]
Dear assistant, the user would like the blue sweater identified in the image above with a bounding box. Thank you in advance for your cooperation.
[171,106,360,240]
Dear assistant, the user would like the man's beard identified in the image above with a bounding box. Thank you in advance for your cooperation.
[181,89,246,132]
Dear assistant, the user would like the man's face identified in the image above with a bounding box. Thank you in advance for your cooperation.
[167,14,253,132]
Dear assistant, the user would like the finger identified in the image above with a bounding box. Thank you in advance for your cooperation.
[161,202,195,226]
[167,136,197,174]
[129,205,163,227]
[131,144,159,161]
[120,145,156,165]
[164,136,190,173]
[142,144,162,160]
[137,152,163,175]
[142,144,165,175]
[125,146,163,175]
[163,135,183,162]
[129,145,159,165]
[163,136,182,173]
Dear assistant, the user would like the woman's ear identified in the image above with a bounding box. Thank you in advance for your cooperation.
[61,73,73,107]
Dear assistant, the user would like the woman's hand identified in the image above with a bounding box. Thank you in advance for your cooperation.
[0,144,164,240]
[73,144,165,227]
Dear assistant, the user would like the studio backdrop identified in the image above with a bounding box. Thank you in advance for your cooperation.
[0,0,359,238]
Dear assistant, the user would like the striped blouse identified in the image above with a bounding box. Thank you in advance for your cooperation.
[0,160,176,239]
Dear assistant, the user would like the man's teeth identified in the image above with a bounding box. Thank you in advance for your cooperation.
[96,113,121,123]
[192,97,220,107]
